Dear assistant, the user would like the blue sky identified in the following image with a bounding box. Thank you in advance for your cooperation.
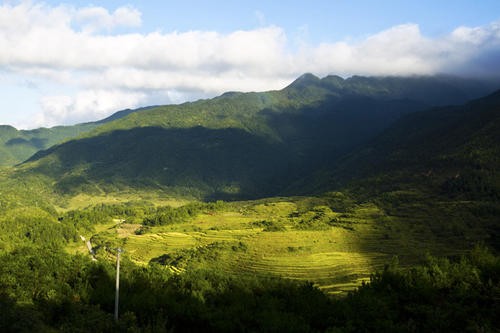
[47,0,500,40]
[1,0,500,128]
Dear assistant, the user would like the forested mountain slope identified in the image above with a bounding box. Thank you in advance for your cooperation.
[285,90,500,250]
[18,74,499,200]
[327,89,500,199]
[0,124,98,166]
[0,107,151,167]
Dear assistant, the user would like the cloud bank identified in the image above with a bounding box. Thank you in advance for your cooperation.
[1,2,500,128]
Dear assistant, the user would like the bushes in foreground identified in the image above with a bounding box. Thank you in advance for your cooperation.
[0,245,498,332]
[336,246,500,332]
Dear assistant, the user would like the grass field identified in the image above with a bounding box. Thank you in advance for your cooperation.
[65,196,478,295]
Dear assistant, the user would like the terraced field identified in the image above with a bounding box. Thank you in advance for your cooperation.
[67,198,469,295]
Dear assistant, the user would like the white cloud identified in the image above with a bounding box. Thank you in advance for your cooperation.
[36,90,147,127]
[1,1,500,128]
[75,5,141,33]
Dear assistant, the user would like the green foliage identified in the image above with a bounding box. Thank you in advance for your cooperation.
[134,225,151,235]
[15,75,496,200]
[441,166,500,200]
[331,90,500,201]
[61,202,153,232]
[292,205,342,230]
[0,123,98,167]
[0,208,77,250]
[0,170,56,215]
[0,247,118,331]
[0,105,149,167]
[250,219,286,231]
[143,205,195,226]
[150,242,228,269]
[0,243,334,332]
[142,201,227,226]
[0,242,498,332]
[56,199,229,239]
[335,246,500,332]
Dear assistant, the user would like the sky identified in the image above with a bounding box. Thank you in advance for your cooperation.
[1,1,500,129]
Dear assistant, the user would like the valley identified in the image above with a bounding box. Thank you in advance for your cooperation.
[62,190,492,296]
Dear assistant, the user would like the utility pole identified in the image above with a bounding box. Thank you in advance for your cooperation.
[114,248,123,322]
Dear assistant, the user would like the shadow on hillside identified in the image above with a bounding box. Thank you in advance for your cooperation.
[259,95,426,195]
[6,137,48,149]
[26,126,297,200]
[23,93,429,200]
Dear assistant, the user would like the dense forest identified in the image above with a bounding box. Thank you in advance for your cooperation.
[0,248,497,332]
[0,189,498,331]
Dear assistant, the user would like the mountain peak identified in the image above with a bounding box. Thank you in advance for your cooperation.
[287,73,321,88]
[0,124,17,131]
[321,75,345,89]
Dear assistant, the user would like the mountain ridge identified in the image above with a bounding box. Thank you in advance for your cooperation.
[15,74,500,200]
[0,106,155,167]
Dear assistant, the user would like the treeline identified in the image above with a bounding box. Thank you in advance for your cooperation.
[0,200,228,252]
[60,200,228,232]
[0,208,77,251]
[60,202,153,232]
[142,201,227,226]
[0,245,498,332]
[340,246,500,332]
[441,166,500,200]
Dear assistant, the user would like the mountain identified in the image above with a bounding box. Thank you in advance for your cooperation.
[0,123,98,167]
[0,107,150,167]
[326,89,500,199]
[284,73,496,106]
[287,89,500,250]
[17,74,499,200]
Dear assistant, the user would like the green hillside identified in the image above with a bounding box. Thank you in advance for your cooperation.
[86,74,498,136]
[304,90,500,250]
[0,123,98,166]
[19,74,498,200]
[2,73,494,169]
[330,89,500,197]
[0,107,152,167]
